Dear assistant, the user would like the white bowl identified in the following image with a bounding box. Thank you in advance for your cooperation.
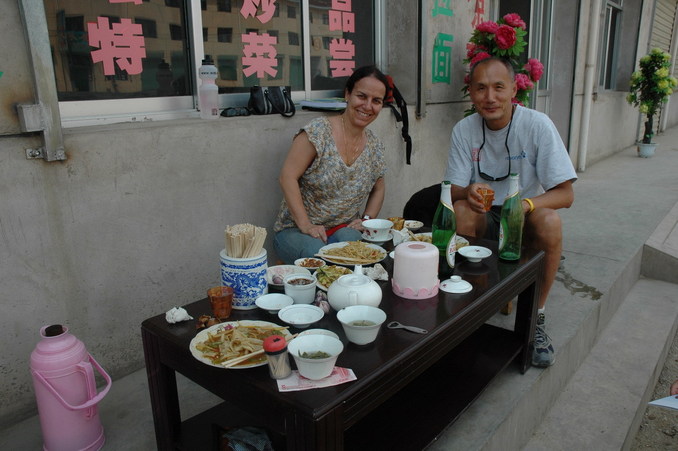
[288,334,344,380]
[294,257,327,271]
[362,219,394,242]
[458,245,492,263]
[278,304,324,328]
[255,293,294,314]
[336,305,387,345]
[404,220,424,231]
[267,265,311,286]
[283,274,317,304]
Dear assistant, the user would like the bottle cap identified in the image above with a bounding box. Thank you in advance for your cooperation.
[201,55,214,65]
[263,335,288,355]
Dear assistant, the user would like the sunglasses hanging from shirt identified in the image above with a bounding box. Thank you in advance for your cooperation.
[248,86,295,117]
[476,106,515,182]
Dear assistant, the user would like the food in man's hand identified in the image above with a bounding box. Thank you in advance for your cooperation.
[315,265,352,289]
[195,323,288,366]
[388,217,405,231]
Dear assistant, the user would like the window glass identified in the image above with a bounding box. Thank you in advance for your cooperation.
[202,0,304,92]
[46,0,191,101]
[308,0,375,91]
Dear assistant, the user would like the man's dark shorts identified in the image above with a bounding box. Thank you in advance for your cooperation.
[484,206,502,240]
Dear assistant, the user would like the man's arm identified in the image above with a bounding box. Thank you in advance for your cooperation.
[522,180,574,214]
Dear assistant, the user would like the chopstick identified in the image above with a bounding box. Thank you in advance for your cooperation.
[220,333,299,368]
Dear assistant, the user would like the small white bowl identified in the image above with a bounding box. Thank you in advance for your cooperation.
[336,305,387,345]
[278,304,324,328]
[288,334,343,380]
[267,265,311,286]
[458,245,492,263]
[362,219,394,242]
[255,293,294,314]
[404,220,424,231]
[283,274,317,304]
[294,257,327,271]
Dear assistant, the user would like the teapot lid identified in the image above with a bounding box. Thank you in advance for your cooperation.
[440,275,472,294]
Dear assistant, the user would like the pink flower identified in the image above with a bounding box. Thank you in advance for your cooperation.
[523,58,544,82]
[476,21,499,34]
[470,52,492,67]
[495,25,517,49]
[464,74,471,85]
[503,13,526,30]
[466,43,487,60]
[514,73,534,90]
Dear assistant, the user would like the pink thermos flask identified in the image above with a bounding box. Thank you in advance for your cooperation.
[30,324,112,451]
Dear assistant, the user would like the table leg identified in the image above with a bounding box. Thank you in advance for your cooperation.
[142,327,181,450]
[285,407,344,450]
[514,256,544,374]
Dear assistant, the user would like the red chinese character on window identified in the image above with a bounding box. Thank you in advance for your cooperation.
[242,32,278,78]
[88,17,146,76]
[329,39,355,77]
[469,0,485,28]
[108,0,143,5]
[332,0,351,11]
[329,10,355,33]
[241,0,277,24]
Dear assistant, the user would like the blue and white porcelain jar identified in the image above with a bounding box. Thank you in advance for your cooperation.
[220,249,268,310]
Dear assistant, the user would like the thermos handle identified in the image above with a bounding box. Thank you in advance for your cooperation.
[31,353,112,411]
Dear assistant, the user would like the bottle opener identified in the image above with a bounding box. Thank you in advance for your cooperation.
[386,321,428,334]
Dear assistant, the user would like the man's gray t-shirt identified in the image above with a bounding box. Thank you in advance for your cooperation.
[444,105,577,205]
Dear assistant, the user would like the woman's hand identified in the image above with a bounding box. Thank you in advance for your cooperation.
[301,224,327,243]
[347,218,364,231]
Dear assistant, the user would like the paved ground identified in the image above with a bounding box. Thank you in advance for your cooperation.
[631,327,678,450]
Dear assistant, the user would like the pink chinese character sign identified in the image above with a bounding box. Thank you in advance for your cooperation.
[242,32,279,78]
[88,17,146,76]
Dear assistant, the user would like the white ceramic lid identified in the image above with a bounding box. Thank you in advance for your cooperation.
[439,275,473,294]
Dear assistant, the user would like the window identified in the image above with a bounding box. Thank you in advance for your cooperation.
[44,0,380,126]
[217,27,233,43]
[599,0,622,89]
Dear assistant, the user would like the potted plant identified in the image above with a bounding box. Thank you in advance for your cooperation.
[626,48,677,157]
[462,13,544,115]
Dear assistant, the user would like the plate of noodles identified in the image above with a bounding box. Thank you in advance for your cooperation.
[317,241,387,266]
[189,320,291,369]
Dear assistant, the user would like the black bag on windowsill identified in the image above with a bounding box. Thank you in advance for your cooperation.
[248,86,295,117]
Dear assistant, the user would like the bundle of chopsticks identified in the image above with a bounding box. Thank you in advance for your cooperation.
[225,223,267,258]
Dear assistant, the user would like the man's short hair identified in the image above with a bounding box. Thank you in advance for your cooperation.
[469,57,515,82]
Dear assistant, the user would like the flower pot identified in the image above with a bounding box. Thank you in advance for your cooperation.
[637,142,657,158]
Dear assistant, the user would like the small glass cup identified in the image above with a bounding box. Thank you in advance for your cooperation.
[477,187,495,212]
[207,286,233,320]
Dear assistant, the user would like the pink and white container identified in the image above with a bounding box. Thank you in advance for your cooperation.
[30,324,112,451]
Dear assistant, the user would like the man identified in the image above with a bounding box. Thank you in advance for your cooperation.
[445,57,577,367]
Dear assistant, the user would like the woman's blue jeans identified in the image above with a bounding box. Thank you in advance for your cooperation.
[273,227,362,264]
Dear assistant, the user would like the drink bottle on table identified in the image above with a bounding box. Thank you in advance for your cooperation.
[432,181,457,278]
[498,173,524,261]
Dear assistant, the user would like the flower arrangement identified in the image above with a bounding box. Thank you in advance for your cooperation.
[626,47,677,144]
[462,13,544,114]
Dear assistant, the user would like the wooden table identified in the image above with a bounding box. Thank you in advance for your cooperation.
[142,240,544,450]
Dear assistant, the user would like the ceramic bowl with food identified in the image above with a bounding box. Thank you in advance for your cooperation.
[283,274,317,304]
[404,220,424,232]
[255,293,294,314]
[458,245,492,263]
[387,216,405,231]
[362,219,394,242]
[267,265,311,287]
[278,304,324,329]
[294,257,326,271]
[287,334,344,380]
[336,305,387,345]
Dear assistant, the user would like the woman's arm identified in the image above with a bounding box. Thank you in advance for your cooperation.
[278,132,327,240]
[347,177,385,229]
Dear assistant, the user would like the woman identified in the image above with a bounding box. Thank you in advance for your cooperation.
[273,65,389,264]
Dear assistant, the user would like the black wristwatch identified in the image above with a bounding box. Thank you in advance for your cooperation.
[362,214,371,220]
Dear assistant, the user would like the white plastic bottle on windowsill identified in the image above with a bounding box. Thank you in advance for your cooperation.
[198,56,219,119]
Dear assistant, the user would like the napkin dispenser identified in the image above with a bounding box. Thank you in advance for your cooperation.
[391,242,440,299]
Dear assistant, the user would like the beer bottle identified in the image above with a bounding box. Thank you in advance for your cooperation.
[432,181,457,276]
[498,173,524,261]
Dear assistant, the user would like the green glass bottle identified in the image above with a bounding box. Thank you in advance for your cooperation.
[432,181,457,275]
[498,173,524,261]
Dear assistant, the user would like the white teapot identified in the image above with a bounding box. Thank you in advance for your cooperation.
[327,265,382,311]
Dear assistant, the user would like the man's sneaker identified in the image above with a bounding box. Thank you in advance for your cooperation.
[532,312,555,367]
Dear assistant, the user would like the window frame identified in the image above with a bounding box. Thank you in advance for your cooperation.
[598,0,623,90]
[54,0,384,128]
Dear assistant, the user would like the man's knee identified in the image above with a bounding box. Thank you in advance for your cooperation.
[527,209,562,247]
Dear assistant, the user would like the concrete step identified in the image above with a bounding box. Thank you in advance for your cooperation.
[523,278,678,450]
[642,202,678,285]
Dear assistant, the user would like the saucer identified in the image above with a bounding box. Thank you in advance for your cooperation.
[362,231,393,243]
